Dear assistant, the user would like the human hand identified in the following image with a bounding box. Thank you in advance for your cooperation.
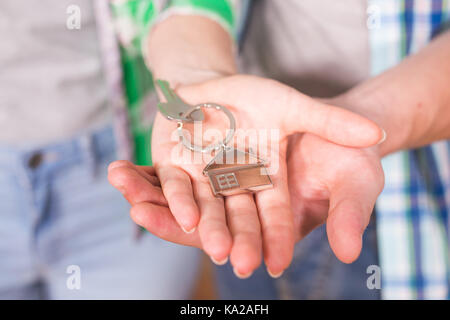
[286,132,384,264]
[109,74,384,277]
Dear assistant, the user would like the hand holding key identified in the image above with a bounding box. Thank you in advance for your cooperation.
[109,75,384,277]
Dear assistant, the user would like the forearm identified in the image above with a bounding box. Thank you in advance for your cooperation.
[341,31,450,157]
[145,15,237,87]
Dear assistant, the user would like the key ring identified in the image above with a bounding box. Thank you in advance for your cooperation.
[177,103,236,153]
[156,79,272,197]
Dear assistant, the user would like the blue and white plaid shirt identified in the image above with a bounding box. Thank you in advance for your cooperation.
[370,0,450,300]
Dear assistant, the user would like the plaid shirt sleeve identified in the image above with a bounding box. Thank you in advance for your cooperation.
[110,0,238,53]
[157,0,238,35]
[369,0,450,300]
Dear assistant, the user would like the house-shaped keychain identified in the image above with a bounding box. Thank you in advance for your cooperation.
[203,147,273,197]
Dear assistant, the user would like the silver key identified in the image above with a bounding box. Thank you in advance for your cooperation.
[156,80,204,122]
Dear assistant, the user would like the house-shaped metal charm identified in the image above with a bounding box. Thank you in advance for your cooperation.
[203,147,273,197]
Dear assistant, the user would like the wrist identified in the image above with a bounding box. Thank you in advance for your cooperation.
[145,14,237,87]
[336,85,416,157]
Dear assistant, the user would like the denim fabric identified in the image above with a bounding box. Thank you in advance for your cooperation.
[215,219,380,300]
[0,126,201,299]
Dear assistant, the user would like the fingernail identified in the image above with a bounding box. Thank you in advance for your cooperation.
[210,256,228,266]
[267,268,284,279]
[233,268,253,279]
[377,128,387,145]
[181,226,196,234]
[108,160,129,171]
[107,161,120,171]
[115,184,126,194]
[110,178,125,193]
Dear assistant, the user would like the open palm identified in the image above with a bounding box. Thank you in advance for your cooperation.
[109,75,383,277]
[287,133,384,263]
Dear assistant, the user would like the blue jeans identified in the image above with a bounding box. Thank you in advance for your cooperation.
[215,220,380,299]
[0,126,200,299]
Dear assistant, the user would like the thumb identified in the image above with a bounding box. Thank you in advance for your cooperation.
[177,74,384,147]
[326,174,383,263]
[285,97,385,148]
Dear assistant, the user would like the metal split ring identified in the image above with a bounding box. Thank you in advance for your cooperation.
[177,103,236,153]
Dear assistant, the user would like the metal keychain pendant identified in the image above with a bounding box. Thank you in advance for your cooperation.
[203,147,273,197]
[178,103,273,197]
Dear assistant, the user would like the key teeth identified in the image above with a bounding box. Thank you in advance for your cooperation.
[157,103,170,118]
[158,103,205,122]
[156,79,206,122]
